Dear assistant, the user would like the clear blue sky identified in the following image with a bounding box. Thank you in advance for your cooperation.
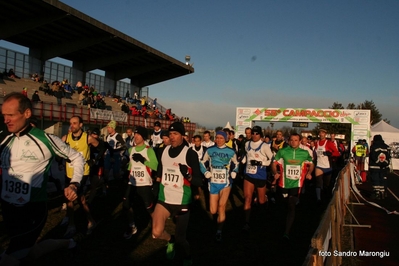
[2,0,398,129]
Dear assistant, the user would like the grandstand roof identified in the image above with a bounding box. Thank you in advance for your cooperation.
[0,0,194,87]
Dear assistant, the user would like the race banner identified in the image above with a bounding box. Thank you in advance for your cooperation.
[236,107,368,124]
[90,108,128,122]
[236,107,370,148]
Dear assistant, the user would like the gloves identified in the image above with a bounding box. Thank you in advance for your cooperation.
[323,151,332,157]
[179,163,190,178]
[204,171,212,179]
[87,158,96,167]
[231,172,237,179]
[149,139,153,146]
[132,153,146,164]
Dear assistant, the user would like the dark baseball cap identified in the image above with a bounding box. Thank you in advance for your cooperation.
[91,128,100,135]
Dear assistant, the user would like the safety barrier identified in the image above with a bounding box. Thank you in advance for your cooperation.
[303,162,355,266]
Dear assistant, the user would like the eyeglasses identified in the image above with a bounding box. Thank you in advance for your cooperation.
[252,132,260,135]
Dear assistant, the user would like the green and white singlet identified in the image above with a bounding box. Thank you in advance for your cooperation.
[274,146,312,189]
[158,145,192,205]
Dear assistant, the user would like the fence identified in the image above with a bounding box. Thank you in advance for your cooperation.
[0,99,196,137]
[302,162,365,266]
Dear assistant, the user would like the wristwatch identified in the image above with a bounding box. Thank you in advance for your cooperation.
[69,182,81,189]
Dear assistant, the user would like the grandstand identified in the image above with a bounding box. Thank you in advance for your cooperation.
[0,77,196,136]
[0,0,196,137]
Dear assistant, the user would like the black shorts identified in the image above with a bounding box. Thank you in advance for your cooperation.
[1,200,47,258]
[244,175,267,188]
[123,185,155,211]
[157,201,190,217]
[280,187,300,198]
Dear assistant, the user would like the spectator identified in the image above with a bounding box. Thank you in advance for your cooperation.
[8,68,20,79]
[63,81,73,99]
[21,87,28,98]
[39,80,52,96]
[165,109,174,121]
[130,105,139,116]
[76,81,84,94]
[152,98,157,109]
[86,93,94,109]
[78,90,86,105]
[31,90,42,103]
[51,81,61,95]
[121,103,130,114]
[141,105,147,118]
[31,73,39,82]
[55,87,64,105]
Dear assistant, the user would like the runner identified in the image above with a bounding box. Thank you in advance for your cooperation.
[103,120,126,192]
[271,130,288,155]
[61,116,104,237]
[152,122,202,265]
[314,128,340,203]
[241,126,273,232]
[190,135,207,202]
[150,121,163,152]
[0,92,84,265]
[200,131,239,241]
[88,128,108,203]
[123,126,158,239]
[271,133,314,240]
[201,130,215,148]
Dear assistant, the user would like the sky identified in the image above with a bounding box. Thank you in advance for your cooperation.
[2,0,398,129]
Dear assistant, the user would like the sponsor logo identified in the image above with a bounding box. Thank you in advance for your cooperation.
[238,109,251,115]
[238,114,250,119]
[355,111,368,116]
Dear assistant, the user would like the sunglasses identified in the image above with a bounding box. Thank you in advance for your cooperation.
[252,132,260,135]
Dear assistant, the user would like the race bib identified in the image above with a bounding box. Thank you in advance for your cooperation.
[130,165,150,185]
[162,166,183,189]
[246,165,257,174]
[211,168,227,184]
[1,171,32,205]
[285,165,301,180]
[316,147,324,157]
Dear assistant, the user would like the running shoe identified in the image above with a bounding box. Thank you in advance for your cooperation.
[166,241,175,260]
[282,233,290,240]
[123,225,138,240]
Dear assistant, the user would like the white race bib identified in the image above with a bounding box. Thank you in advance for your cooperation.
[130,165,151,186]
[246,165,257,174]
[316,147,324,157]
[162,166,183,189]
[285,165,301,180]
[2,171,32,205]
[211,168,227,184]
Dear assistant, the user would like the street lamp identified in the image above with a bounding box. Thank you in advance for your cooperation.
[185,55,191,65]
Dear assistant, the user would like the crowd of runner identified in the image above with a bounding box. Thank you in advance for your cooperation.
[0,92,368,266]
